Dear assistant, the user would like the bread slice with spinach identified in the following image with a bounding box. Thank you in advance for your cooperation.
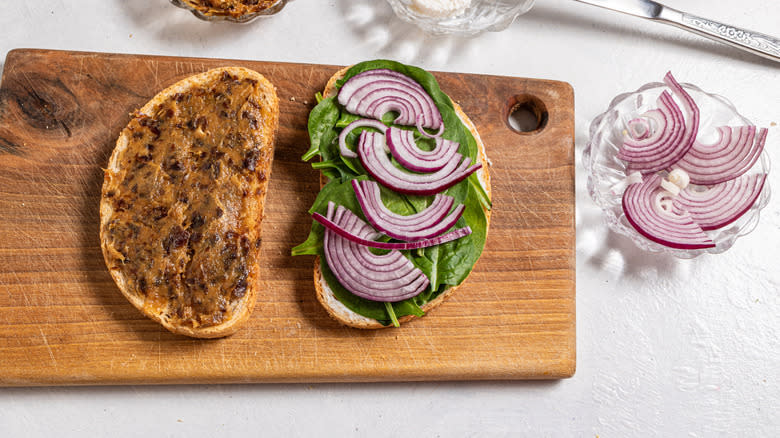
[293,61,491,328]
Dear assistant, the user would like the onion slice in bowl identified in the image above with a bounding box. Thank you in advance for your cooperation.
[674,126,768,185]
[313,202,472,250]
[672,173,767,230]
[385,126,460,172]
[623,174,715,249]
[352,180,465,241]
[358,131,481,196]
[337,69,443,131]
[627,117,651,140]
[619,72,700,174]
[618,94,683,166]
[322,202,429,302]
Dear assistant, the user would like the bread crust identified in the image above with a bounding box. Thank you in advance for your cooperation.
[100,67,279,338]
[313,67,492,329]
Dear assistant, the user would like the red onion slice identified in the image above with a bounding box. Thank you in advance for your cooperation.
[623,174,714,249]
[338,118,388,158]
[313,203,472,251]
[354,180,453,228]
[620,92,684,167]
[627,117,651,140]
[352,180,465,241]
[358,131,481,196]
[619,72,699,173]
[416,115,445,139]
[385,126,460,172]
[672,173,767,230]
[322,202,429,302]
[622,109,668,154]
[337,69,443,131]
[675,126,767,185]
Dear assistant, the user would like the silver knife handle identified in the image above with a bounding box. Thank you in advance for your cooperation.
[663,11,780,62]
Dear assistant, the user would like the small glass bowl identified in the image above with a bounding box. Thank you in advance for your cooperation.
[385,0,535,36]
[583,81,772,258]
[170,0,290,23]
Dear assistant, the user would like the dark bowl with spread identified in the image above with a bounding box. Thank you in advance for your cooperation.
[170,0,291,23]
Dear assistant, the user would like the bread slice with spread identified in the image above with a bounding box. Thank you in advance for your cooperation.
[293,61,491,329]
[100,67,278,338]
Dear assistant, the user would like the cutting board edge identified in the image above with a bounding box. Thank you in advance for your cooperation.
[0,358,576,387]
[2,48,576,93]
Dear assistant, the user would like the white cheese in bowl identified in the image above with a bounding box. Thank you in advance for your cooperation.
[410,0,472,18]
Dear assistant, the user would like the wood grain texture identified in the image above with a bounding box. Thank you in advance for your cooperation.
[0,49,575,385]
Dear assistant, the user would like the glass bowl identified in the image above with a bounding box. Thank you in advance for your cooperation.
[583,80,772,258]
[170,0,290,23]
[385,0,535,36]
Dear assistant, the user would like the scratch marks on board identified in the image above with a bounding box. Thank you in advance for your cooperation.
[312,326,320,368]
[38,327,58,369]
[172,61,204,77]
[156,329,162,373]
[304,66,316,90]
[144,60,160,89]
[75,57,85,89]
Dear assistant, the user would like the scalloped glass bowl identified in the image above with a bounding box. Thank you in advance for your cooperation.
[583,81,772,258]
[170,0,290,23]
[385,0,535,36]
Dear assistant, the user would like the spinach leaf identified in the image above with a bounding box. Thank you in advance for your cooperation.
[409,184,487,290]
[290,222,322,257]
[304,97,362,180]
[436,184,488,285]
[335,111,361,128]
[303,97,339,161]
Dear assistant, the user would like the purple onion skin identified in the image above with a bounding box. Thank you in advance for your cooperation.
[677,127,768,185]
[358,131,481,196]
[313,211,472,251]
[622,175,714,250]
[352,179,465,241]
[385,127,459,172]
[619,72,700,174]
[623,200,715,250]
[674,174,767,231]
[322,202,429,302]
[337,69,443,130]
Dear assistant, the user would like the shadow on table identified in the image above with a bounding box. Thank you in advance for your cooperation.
[2,381,564,419]
[2,379,562,403]
[335,0,478,66]
[118,0,251,46]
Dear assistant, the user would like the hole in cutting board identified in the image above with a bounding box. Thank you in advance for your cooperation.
[505,94,548,134]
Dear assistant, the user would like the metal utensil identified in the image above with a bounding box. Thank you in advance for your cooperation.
[573,0,780,63]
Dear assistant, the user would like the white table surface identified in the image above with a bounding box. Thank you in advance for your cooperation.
[1,1,778,436]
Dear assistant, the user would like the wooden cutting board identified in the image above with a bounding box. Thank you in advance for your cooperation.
[0,49,575,385]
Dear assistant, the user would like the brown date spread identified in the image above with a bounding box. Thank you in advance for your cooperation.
[103,72,272,328]
[182,0,279,17]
